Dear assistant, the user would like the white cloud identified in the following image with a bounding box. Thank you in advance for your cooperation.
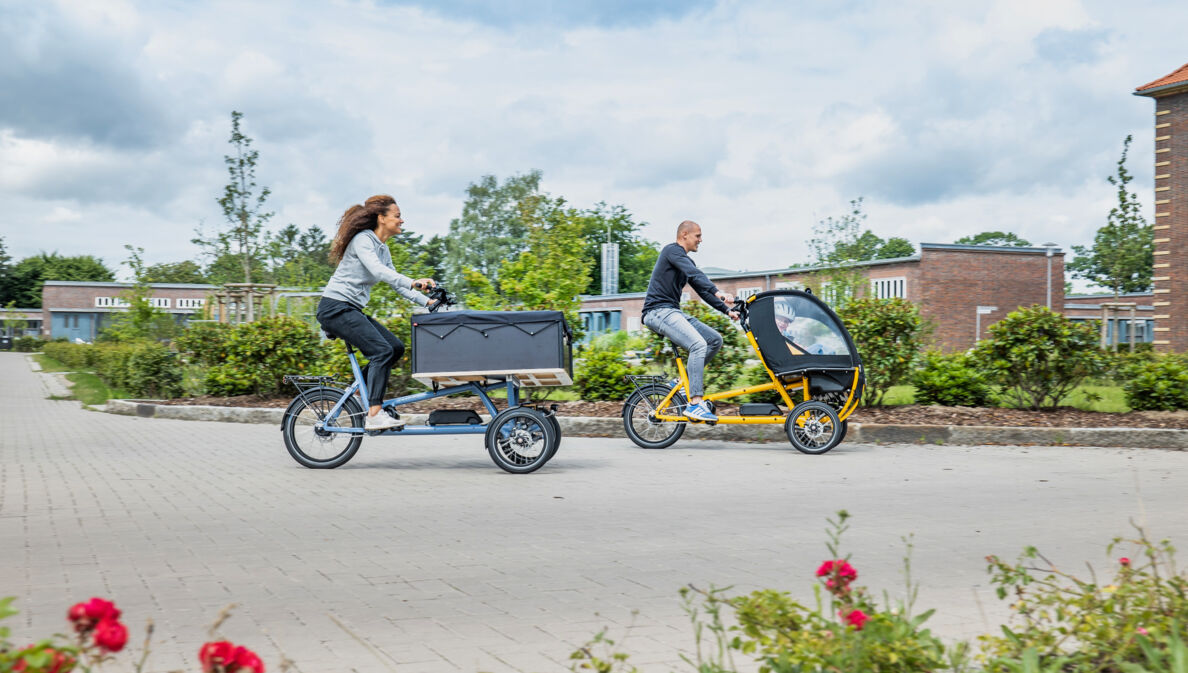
[0,0,1180,285]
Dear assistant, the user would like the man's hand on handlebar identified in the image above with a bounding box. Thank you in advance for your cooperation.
[412,278,437,291]
[715,290,734,304]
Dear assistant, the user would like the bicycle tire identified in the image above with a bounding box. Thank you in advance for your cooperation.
[281,388,364,469]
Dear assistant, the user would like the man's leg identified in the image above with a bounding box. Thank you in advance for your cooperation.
[644,308,710,401]
[686,316,724,364]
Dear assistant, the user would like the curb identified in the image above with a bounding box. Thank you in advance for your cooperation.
[102,399,1188,449]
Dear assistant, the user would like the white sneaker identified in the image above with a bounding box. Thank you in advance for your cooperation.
[365,412,402,431]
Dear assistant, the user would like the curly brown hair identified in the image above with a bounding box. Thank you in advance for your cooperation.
[329,194,396,264]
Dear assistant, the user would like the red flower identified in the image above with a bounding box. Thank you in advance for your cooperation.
[13,646,76,673]
[842,608,869,630]
[200,641,264,673]
[79,598,121,622]
[233,647,266,673]
[1120,557,1130,566]
[201,641,237,672]
[816,560,858,582]
[93,618,128,653]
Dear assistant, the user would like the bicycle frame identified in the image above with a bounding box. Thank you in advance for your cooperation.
[645,328,863,425]
[315,345,522,437]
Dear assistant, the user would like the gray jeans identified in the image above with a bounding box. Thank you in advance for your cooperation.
[643,308,724,398]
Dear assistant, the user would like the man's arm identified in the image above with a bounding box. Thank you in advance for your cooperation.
[669,250,731,313]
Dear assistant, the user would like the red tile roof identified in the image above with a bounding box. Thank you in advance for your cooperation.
[1136,63,1188,93]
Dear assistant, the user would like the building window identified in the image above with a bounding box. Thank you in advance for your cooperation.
[95,296,131,308]
[736,287,762,299]
[870,277,906,299]
[775,281,803,290]
[150,297,171,309]
[176,298,206,309]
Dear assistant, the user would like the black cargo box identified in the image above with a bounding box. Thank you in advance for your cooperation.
[411,310,573,387]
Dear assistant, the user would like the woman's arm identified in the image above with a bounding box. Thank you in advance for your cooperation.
[354,234,417,291]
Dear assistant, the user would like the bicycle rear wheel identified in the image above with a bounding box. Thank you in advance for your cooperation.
[281,388,364,469]
[622,384,686,449]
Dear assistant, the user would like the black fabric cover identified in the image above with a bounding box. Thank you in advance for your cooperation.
[411,310,572,376]
[748,290,861,377]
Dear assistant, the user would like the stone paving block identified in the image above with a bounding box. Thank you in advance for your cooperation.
[5,352,1188,671]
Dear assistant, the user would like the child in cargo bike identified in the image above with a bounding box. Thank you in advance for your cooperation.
[316,195,438,431]
[641,220,739,423]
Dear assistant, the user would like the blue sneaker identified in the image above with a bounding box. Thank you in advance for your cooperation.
[684,401,718,422]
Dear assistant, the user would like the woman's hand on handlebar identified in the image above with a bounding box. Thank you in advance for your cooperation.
[412,278,436,291]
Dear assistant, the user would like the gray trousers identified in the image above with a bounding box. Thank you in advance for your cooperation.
[643,308,723,398]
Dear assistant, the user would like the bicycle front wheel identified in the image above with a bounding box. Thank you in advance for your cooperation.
[622,384,686,449]
[281,388,364,469]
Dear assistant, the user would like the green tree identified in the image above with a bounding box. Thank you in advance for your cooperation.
[443,171,541,287]
[1068,135,1154,297]
[575,202,661,295]
[0,236,12,305]
[193,111,274,287]
[972,305,1102,410]
[462,195,593,340]
[954,231,1032,247]
[837,297,925,406]
[267,224,334,288]
[7,253,116,308]
[100,245,178,343]
[805,198,871,307]
[142,260,207,284]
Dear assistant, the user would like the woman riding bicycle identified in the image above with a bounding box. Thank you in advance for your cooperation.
[316,195,437,431]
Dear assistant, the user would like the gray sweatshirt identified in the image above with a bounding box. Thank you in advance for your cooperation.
[321,230,430,308]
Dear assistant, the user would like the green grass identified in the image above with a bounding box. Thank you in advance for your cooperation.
[874,383,1130,413]
[33,353,127,406]
[63,372,126,407]
[32,353,72,372]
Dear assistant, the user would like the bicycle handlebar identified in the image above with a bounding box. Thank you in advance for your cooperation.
[426,284,457,313]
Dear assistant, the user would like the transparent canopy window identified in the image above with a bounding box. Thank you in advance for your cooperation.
[772,296,850,356]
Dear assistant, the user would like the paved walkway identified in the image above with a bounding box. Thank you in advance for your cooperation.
[2,351,1187,672]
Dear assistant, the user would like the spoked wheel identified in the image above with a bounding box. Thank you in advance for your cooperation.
[622,384,687,449]
[544,413,562,460]
[785,400,843,455]
[485,407,557,474]
[281,388,364,469]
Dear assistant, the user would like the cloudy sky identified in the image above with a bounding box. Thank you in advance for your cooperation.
[0,0,1184,282]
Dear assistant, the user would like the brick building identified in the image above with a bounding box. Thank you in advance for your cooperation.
[1064,292,1154,347]
[580,243,1065,351]
[1135,63,1188,351]
[40,281,213,341]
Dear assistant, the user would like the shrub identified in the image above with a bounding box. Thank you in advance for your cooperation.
[172,322,233,367]
[979,525,1188,671]
[575,346,643,401]
[1122,355,1188,411]
[202,316,323,396]
[125,341,183,399]
[13,336,44,352]
[836,298,925,406]
[92,342,138,392]
[644,301,748,392]
[42,341,95,369]
[912,351,995,407]
[972,305,1103,410]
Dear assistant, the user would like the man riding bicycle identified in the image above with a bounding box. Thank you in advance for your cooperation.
[641,220,738,422]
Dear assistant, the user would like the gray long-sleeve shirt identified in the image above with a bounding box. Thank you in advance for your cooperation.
[642,242,729,316]
[321,230,430,308]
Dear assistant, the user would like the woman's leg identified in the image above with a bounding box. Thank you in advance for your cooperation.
[362,314,405,410]
[317,308,396,412]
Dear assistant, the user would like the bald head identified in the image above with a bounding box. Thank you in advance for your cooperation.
[676,220,703,253]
